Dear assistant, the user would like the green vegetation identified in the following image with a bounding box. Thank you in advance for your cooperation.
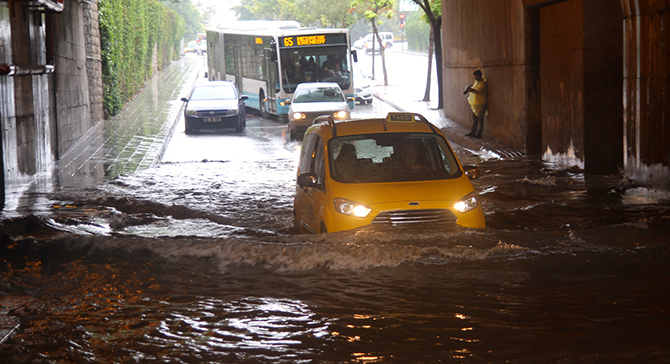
[161,0,206,42]
[233,0,358,28]
[99,0,185,118]
[403,11,429,52]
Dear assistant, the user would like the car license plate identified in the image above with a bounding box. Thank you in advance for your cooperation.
[204,117,221,122]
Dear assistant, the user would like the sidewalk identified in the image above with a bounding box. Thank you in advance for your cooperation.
[54,55,205,189]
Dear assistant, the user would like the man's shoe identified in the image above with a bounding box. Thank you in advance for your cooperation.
[465,132,474,137]
[474,134,482,138]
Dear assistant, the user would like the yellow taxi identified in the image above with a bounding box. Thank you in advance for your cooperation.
[293,112,486,233]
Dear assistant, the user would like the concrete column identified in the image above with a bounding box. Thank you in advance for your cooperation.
[621,0,670,190]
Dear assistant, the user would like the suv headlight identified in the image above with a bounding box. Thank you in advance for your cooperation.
[454,192,479,213]
[292,112,306,120]
[227,107,239,116]
[334,198,372,218]
[185,108,198,116]
[333,110,349,119]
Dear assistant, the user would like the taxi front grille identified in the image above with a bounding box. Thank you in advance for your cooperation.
[371,209,457,226]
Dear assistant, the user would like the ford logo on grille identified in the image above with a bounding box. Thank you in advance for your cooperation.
[408,202,420,206]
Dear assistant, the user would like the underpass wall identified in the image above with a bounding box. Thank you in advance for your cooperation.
[52,0,95,158]
[443,0,626,179]
[442,0,530,152]
[621,0,670,191]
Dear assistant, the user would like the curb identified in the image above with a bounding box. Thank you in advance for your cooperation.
[152,59,205,167]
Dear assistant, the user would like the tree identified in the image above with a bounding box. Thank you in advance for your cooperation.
[233,0,356,28]
[350,0,396,85]
[410,0,442,108]
[160,0,204,40]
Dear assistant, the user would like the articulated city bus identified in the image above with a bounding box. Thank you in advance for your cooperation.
[206,21,356,119]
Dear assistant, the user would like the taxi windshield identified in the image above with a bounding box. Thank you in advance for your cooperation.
[329,133,463,183]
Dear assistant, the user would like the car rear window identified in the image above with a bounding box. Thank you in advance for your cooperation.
[190,85,237,101]
[294,87,344,103]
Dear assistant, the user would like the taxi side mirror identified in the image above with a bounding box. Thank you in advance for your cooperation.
[297,172,320,188]
[463,165,480,180]
[181,97,188,102]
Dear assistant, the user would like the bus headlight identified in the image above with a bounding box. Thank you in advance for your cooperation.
[334,198,371,218]
[292,112,306,120]
[454,192,479,213]
[334,110,349,119]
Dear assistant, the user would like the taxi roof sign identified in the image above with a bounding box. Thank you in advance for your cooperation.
[386,112,417,123]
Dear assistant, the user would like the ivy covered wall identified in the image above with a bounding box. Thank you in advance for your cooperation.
[99,0,185,118]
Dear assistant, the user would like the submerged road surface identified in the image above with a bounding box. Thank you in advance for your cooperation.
[1,51,669,363]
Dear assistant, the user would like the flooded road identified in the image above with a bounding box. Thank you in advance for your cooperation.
[2,55,670,363]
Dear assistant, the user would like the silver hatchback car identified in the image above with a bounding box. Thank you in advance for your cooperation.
[287,82,352,139]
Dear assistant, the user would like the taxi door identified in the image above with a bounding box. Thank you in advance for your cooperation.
[295,134,328,233]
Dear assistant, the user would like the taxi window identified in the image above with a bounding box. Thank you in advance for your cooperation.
[299,133,325,184]
[329,133,462,183]
[299,133,318,174]
[314,137,325,184]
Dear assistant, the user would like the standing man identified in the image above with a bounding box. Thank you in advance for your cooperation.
[465,70,488,138]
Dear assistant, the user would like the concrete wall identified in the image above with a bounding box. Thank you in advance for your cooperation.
[621,0,670,191]
[443,0,624,174]
[1,3,54,183]
[52,0,94,158]
[442,0,530,151]
[1,0,103,205]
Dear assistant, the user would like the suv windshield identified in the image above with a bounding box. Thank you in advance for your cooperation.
[293,86,344,103]
[329,133,463,183]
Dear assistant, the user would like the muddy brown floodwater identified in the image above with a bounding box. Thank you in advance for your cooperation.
[2,107,670,363]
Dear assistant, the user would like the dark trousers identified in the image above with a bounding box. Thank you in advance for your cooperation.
[470,105,487,136]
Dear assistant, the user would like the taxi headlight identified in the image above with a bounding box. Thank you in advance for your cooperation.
[454,192,479,213]
[292,112,306,120]
[334,198,371,218]
[334,110,349,119]
[185,108,198,116]
[226,107,239,116]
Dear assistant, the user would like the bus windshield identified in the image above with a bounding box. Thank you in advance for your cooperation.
[280,46,351,93]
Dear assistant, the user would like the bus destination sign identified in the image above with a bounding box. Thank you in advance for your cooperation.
[279,34,346,48]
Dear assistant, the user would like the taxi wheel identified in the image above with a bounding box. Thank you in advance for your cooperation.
[320,222,327,234]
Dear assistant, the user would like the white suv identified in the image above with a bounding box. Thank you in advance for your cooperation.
[363,32,393,54]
